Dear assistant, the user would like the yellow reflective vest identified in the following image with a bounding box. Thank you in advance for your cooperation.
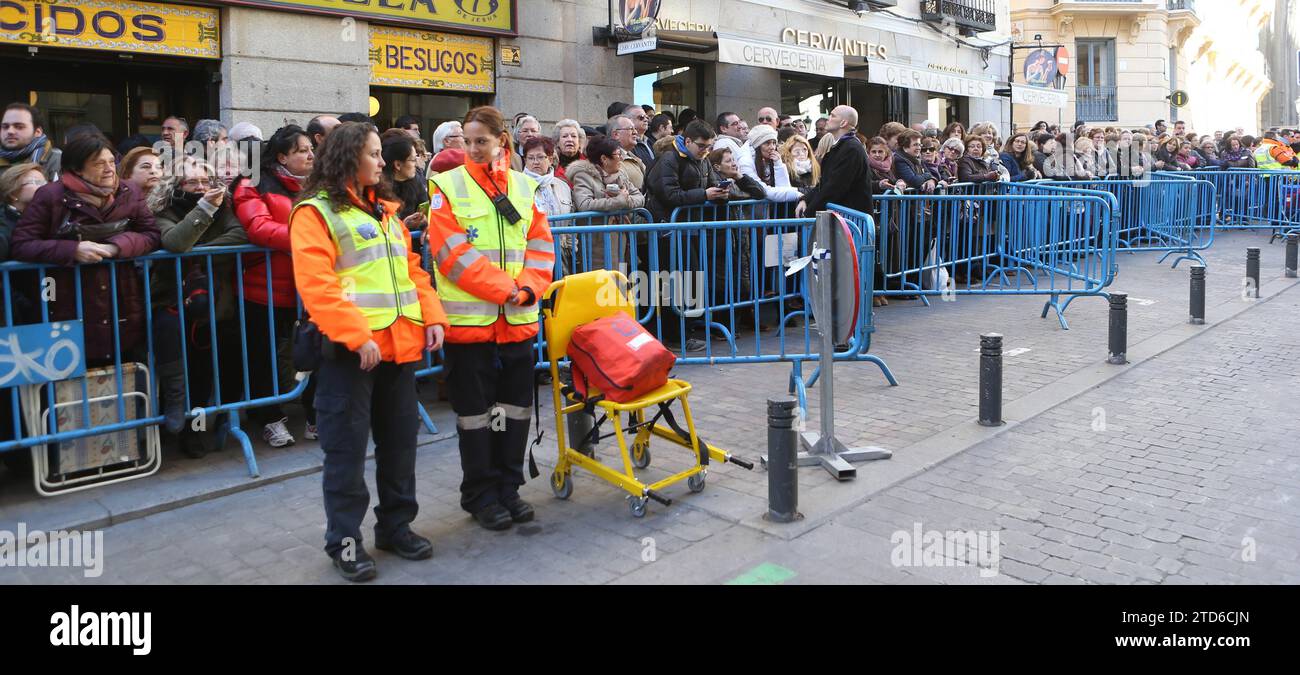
[428,165,540,326]
[292,193,423,330]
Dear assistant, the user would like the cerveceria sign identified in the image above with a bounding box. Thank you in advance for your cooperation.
[215,0,515,35]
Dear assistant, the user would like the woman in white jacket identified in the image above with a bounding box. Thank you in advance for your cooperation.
[740,124,803,203]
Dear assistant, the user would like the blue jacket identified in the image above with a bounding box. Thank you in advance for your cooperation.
[892,150,931,190]
[999,152,1027,182]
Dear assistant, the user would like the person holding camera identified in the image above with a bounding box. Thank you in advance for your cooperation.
[290,122,448,582]
[425,106,555,532]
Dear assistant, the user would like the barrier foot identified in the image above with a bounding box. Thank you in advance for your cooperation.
[227,417,260,478]
[1041,295,1071,330]
[860,354,899,386]
[416,401,438,435]
[788,362,809,419]
[1159,249,1206,269]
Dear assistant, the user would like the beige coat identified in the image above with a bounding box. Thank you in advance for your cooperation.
[566,159,645,213]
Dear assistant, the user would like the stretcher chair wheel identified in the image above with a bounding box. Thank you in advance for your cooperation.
[628,495,648,518]
[551,470,573,500]
[631,440,651,469]
[687,472,706,494]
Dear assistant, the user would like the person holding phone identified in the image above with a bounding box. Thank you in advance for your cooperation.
[290,122,448,581]
[147,156,249,458]
[425,107,554,532]
[381,132,428,232]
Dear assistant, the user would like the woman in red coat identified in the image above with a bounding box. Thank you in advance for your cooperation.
[11,132,160,366]
[232,124,315,448]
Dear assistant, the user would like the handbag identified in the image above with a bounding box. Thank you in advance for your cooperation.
[291,316,324,371]
[56,212,130,242]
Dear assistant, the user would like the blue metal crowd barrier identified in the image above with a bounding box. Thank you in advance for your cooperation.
[874,181,1118,329]
[1157,168,1300,237]
[544,201,896,413]
[0,246,309,494]
[1027,178,1216,268]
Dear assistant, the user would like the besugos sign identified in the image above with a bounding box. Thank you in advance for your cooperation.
[216,0,515,36]
[0,0,220,59]
[369,26,493,92]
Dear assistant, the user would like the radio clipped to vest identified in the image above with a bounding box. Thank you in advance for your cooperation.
[491,192,523,225]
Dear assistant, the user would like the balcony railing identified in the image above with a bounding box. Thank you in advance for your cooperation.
[1076,85,1118,122]
[920,0,997,36]
[1168,0,1195,11]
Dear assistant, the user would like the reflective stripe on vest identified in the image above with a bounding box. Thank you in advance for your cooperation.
[429,165,540,327]
[1254,144,1283,170]
[294,195,423,331]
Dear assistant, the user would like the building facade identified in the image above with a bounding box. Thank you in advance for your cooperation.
[1262,0,1300,129]
[1179,0,1273,135]
[1,0,1013,145]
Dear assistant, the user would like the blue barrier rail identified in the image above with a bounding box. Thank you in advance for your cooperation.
[874,182,1118,329]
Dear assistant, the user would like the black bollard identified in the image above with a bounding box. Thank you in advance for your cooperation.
[1189,265,1206,325]
[1287,233,1298,279]
[1108,293,1128,365]
[978,334,1003,427]
[1246,247,1261,299]
[766,397,799,523]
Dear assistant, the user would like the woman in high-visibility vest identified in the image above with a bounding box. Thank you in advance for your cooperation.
[426,106,555,531]
[290,122,449,582]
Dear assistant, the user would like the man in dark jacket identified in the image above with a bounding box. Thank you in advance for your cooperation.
[644,120,730,223]
[797,105,871,217]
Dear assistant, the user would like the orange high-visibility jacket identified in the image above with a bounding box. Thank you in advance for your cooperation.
[290,187,448,364]
[426,153,554,345]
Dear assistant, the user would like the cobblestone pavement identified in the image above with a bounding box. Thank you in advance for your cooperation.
[1,231,1297,585]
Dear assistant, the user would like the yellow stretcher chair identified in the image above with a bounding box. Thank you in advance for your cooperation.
[541,270,754,517]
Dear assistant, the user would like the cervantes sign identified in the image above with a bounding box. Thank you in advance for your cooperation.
[215,0,515,36]
[0,0,220,59]
[868,59,997,99]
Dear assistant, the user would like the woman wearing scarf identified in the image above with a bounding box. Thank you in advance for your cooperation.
[147,156,249,458]
[1219,136,1255,168]
[232,124,317,449]
[12,132,161,366]
[781,135,820,189]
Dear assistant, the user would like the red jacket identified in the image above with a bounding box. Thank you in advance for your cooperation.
[233,173,300,307]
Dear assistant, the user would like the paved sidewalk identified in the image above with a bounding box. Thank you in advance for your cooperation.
[1,230,1297,585]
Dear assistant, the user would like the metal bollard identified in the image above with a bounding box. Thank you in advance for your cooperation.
[978,333,1003,427]
[766,397,799,523]
[1287,233,1298,279]
[1246,247,1261,299]
[1189,265,1206,325]
[1107,293,1128,365]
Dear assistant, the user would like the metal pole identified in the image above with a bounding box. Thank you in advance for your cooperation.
[1189,265,1206,325]
[978,333,1003,427]
[1286,233,1298,279]
[817,211,835,447]
[1107,292,1128,365]
[766,397,799,523]
[1246,247,1261,298]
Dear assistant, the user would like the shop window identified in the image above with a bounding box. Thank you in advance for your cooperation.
[780,74,841,128]
[370,88,480,143]
[31,91,116,145]
[634,57,701,119]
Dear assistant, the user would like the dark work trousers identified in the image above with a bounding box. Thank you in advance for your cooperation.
[314,352,420,556]
[242,300,316,427]
[444,339,535,513]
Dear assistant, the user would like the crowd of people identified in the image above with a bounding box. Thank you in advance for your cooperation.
[7,93,1300,580]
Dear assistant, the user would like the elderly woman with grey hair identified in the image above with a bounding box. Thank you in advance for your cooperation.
[192,119,228,156]
[431,120,465,154]
[552,118,586,176]
[510,115,541,171]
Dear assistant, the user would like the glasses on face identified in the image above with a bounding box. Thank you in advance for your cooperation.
[182,178,213,189]
[525,154,548,164]
[446,134,464,140]
[921,148,937,154]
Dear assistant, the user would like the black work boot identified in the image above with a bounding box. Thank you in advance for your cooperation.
[375,528,433,560]
[330,545,377,582]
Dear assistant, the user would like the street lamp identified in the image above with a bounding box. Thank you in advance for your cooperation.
[849,1,869,17]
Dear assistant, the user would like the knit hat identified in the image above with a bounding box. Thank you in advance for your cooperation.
[746,124,778,150]
[229,122,263,142]
[429,148,466,173]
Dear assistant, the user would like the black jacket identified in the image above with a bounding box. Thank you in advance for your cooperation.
[645,147,713,222]
[803,134,871,216]
[892,150,932,190]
